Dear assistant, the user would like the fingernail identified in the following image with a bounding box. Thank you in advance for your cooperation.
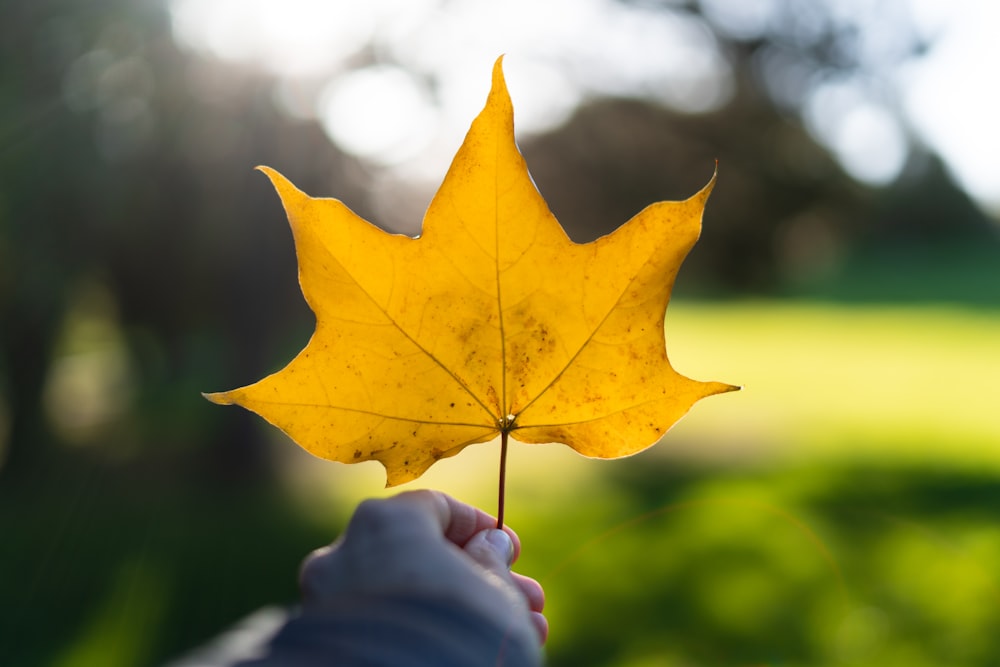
[484,529,514,567]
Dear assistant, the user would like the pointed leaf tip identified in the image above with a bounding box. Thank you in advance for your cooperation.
[255,165,282,184]
[696,163,719,201]
[488,56,513,113]
[255,165,307,204]
[202,391,234,405]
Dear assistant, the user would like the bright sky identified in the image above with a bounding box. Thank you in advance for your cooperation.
[168,0,1000,213]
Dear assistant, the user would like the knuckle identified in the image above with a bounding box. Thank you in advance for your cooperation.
[350,498,399,534]
[298,545,338,597]
[347,496,431,555]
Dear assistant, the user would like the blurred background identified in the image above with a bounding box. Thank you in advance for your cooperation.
[2,0,998,665]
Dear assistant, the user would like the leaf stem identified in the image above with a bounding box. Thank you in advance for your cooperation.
[497,428,509,529]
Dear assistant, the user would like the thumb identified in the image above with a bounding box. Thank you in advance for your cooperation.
[464,529,515,570]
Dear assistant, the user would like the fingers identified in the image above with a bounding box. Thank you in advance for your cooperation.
[512,572,545,613]
[462,532,547,614]
[380,490,522,559]
[465,530,548,644]
[299,542,345,605]
[513,573,548,643]
[463,529,515,570]
[512,572,546,643]
[531,611,549,644]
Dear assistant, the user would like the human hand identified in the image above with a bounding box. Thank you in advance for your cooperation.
[299,490,548,647]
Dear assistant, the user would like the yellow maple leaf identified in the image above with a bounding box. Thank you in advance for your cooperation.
[205,58,738,494]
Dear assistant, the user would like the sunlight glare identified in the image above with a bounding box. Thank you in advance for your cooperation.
[572,5,733,113]
[805,79,908,185]
[170,0,377,77]
[317,66,438,164]
[901,0,1000,210]
[699,0,779,40]
[167,0,1000,211]
[167,0,732,167]
[833,104,908,185]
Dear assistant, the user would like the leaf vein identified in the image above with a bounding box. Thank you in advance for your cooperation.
[516,239,663,416]
[313,234,497,422]
[250,399,498,430]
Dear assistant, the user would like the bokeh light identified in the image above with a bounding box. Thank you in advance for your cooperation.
[316,65,438,164]
[165,0,1000,211]
[805,80,909,184]
[167,0,734,176]
[902,0,1000,210]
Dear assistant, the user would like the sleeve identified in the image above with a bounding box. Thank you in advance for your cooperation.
[231,594,543,667]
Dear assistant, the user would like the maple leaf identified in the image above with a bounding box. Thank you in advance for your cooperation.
[205,57,738,495]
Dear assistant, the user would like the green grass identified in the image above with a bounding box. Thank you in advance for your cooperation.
[664,300,1000,467]
[526,460,1000,666]
[5,300,999,666]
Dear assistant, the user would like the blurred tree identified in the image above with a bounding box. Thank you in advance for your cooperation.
[1,0,97,473]
[0,0,361,480]
[523,0,995,294]
[523,88,864,293]
[2,0,996,481]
